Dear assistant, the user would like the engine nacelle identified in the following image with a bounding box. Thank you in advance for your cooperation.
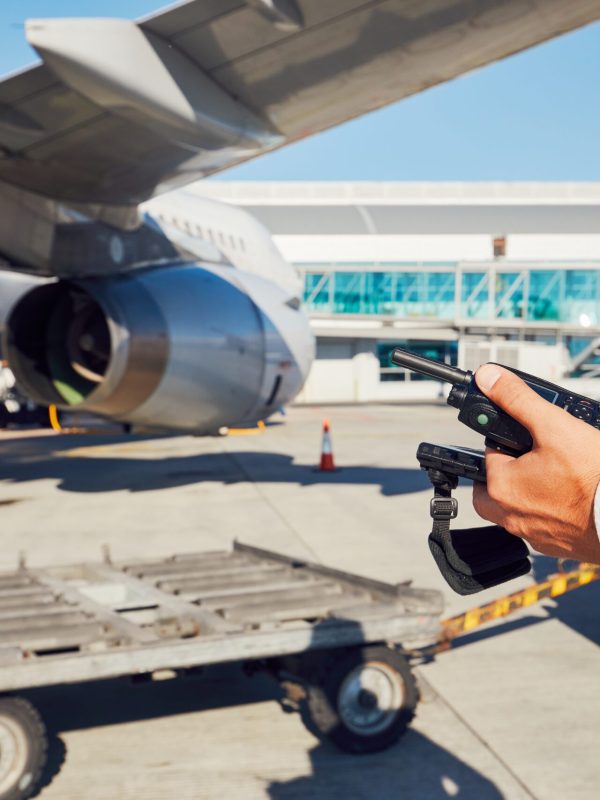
[4,263,311,432]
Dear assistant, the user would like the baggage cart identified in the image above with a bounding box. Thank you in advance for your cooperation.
[0,541,443,799]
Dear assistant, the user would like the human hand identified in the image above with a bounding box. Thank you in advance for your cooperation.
[472,364,600,564]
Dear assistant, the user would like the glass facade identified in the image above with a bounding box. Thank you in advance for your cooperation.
[301,264,600,327]
[461,271,489,319]
[302,267,455,318]
[378,340,458,381]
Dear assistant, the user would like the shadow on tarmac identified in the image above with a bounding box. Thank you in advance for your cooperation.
[0,434,430,497]
[531,555,600,646]
[267,737,505,799]
[25,666,504,800]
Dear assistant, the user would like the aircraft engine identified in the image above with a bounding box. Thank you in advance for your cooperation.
[3,263,310,432]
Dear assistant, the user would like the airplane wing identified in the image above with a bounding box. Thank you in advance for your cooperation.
[1,0,600,208]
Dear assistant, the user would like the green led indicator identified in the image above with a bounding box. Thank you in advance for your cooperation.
[477,413,490,426]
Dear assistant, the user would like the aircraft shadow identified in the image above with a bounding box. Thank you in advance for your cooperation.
[0,436,430,497]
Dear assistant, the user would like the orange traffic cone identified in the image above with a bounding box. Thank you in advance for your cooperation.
[317,418,337,471]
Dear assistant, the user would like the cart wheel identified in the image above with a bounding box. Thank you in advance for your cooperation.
[306,646,418,754]
[0,697,47,800]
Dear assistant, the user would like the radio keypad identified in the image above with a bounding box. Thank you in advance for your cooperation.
[568,402,595,422]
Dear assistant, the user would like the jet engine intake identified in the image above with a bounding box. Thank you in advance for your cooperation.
[3,263,283,432]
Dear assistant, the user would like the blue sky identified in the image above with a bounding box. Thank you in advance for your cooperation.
[2,2,600,181]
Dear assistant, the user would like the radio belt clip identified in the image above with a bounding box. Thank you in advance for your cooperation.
[426,469,531,595]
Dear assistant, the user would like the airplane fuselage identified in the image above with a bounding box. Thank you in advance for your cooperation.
[0,188,314,432]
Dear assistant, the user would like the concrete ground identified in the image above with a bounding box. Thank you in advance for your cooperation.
[0,404,598,799]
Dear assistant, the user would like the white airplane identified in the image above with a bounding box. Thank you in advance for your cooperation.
[1,190,310,432]
[0,0,599,433]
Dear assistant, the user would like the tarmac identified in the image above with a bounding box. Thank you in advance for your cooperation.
[0,403,598,799]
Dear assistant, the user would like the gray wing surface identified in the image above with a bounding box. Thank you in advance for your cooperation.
[1,0,600,206]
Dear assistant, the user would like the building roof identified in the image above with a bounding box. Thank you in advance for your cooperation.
[188,182,600,236]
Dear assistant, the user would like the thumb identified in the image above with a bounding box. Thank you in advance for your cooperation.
[475,364,559,438]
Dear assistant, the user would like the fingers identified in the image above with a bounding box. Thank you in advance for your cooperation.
[473,478,526,541]
[475,364,560,439]
[484,445,514,471]
[472,482,522,539]
[483,445,523,508]
[472,482,503,526]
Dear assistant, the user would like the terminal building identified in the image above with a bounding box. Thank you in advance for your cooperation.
[193,182,600,403]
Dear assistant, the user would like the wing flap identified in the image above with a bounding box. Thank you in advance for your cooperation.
[154,1,363,72]
[140,0,245,39]
[0,0,599,207]
[205,0,600,137]
[0,63,54,104]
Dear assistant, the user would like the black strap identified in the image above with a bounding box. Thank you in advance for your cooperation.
[427,473,530,595]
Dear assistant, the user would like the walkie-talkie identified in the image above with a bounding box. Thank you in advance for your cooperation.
[391,347,600,455]
[416,442,487,483]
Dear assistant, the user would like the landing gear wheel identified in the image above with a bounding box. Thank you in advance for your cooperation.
[0,697,47,800]
[306,646,418,754]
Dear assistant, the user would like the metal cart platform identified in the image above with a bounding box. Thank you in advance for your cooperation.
[0,541,443,799]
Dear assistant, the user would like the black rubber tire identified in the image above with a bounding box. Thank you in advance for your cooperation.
[305,646,418,754]
[0,697,48,800]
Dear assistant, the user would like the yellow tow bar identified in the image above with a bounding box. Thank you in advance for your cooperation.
[435,562,600,652]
